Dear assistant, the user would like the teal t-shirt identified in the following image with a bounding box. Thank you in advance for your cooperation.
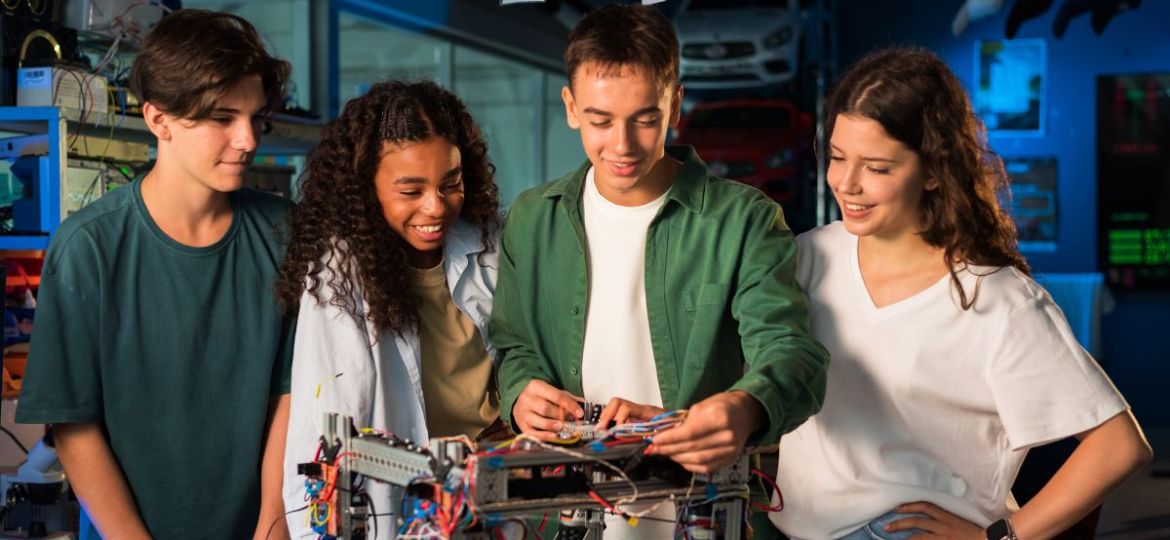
[15,179,295,539]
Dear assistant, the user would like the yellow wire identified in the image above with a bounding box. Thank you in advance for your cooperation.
[314,372,339,398]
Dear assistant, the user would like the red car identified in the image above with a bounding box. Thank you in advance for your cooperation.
[675,99,813,203]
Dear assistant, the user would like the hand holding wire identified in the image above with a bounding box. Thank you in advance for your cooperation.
[595,397,666,430]
[647,390,763,473]
[512,379,584,441]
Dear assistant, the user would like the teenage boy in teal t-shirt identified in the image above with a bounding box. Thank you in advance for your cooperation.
[16,10,296,539]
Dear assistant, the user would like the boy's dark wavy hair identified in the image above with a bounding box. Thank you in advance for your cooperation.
[822,47,1029,309]
[277,80,501,333]
[130,9,289,119]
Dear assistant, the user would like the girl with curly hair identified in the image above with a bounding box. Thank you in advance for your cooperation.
[770,48,1151,540]
[276,80,503,536]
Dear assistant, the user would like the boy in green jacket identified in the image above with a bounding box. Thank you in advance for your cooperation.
[490,4,828,535]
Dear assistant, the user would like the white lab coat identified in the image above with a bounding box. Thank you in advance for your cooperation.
[283,219,498,538]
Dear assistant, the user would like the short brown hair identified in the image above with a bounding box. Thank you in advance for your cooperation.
[129,9,291,120]
[564,4,679,90]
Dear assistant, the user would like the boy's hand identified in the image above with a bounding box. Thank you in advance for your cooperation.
[513,379,583,441]
[647,390,763,473]
[595,398,666,430]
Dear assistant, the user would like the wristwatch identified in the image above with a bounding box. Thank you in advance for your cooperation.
[986,518,1019,540]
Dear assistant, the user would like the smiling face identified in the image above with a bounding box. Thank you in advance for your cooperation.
[827,113,936,241]
[563,62,682,206]
[374,135,465,269]
[148,75,268,194]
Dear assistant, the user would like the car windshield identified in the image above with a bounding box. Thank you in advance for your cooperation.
[687,106,792,129]
[686,0,788,10]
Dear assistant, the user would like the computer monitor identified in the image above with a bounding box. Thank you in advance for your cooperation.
[1097,73,1170,289]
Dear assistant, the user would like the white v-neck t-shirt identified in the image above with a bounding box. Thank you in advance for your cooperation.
[771,222,1128,540]
[580,167,674,539]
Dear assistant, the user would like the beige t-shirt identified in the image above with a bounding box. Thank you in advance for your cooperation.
[413,262,499,439]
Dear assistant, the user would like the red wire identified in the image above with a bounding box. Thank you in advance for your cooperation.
[538,513,549,533]
[588,490,617,513]
[317,452,358,502]
[750,468,784,512]
[604,437,644,447]
[466,462,480,528]
[450,491,465,525]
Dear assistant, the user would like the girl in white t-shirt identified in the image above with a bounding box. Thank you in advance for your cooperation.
[770,48,1151,540]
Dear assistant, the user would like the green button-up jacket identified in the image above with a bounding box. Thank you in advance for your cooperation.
[491,146,829,445]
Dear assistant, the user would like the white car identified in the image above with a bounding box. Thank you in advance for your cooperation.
[674,0,802,90]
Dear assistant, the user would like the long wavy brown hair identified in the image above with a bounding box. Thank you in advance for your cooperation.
[822,47,1029,309]
[277,80,501,334]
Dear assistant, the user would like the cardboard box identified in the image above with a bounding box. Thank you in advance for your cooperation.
[16,66,109,115]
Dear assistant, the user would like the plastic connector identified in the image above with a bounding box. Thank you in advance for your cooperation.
[297,462,323,477]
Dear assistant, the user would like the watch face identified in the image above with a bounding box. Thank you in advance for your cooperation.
[986,519,1011,540]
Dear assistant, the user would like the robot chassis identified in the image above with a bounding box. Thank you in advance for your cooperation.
[305,413,752,540]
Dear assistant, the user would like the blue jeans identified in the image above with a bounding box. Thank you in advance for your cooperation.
[837,511,927,540]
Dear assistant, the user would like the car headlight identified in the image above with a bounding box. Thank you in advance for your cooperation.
[765,148,796,169]
[763,26,793,49]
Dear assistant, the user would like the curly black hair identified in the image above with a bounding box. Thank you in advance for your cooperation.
[277,80,501,334]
